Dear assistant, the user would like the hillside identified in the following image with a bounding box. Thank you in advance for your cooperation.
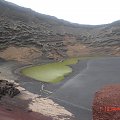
[0,0,120,62]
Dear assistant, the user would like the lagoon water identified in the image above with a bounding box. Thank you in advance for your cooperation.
[21,58,79,83]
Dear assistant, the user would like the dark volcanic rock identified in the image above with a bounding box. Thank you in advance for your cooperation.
[0,80,20,99]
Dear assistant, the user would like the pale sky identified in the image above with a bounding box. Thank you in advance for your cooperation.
[5,0,120,25]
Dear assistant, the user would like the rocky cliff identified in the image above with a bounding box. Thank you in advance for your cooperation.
[0,0,120,61]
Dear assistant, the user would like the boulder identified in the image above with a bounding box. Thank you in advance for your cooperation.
[0,80,20,99]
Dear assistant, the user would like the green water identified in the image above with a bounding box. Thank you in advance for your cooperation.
[21,58,79,83]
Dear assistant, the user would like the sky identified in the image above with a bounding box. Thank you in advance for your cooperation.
[5,0,120,25]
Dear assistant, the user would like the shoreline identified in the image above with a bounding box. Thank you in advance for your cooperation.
[13,58,88,97]
[0,58,76,119]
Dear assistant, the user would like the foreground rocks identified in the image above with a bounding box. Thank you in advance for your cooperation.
[0,80,20,99]
[93,84,120,120]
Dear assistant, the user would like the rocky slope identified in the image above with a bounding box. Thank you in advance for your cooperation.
[0,0,120,61]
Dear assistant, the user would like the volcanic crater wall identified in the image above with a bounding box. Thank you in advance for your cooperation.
[0,0,120,61]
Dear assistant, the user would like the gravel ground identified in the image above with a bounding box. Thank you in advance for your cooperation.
[93,84,120,120]
[0,104,52,120]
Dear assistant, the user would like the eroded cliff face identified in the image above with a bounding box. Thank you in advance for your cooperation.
[0,0,120,62]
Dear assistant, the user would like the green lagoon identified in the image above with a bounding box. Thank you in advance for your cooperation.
[21,58,79,83]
